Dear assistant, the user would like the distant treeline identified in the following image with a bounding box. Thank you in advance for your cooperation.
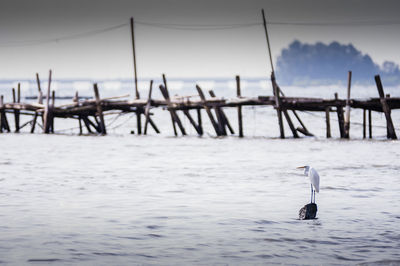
[276,40,400,86]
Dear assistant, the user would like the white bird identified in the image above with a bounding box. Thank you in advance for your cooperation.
[297,166,320,203]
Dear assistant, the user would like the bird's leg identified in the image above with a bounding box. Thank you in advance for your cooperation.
[314,190,316,203]
[310,184,313,203]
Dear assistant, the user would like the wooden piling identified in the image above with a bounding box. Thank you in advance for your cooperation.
[197,108,203,135]
[196,85,221,136]
[335,92,345,138]
[209,90,234,135]
[82,117,93,133]
[374,75,397,139]
[236,75,243,137]
[12,87,20,132]
[50,90,55,133]
[0,95,4,133]
[362,109,366,139]
[161,74,186,136]
[344,71,352,138]
[183,109,203,135]
[271,73,285,138]
[93,83,106,135]
[368,109,372,139]
[325,107,331,138]
[43,70,52,133]
[0,95,10,132]
[144,80,153,135]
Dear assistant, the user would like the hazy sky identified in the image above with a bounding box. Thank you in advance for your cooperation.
[0,0,399,79]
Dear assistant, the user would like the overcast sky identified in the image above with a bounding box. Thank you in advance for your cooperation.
[0,0,399,79]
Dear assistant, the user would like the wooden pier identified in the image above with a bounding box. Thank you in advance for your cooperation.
[0,72,398,140]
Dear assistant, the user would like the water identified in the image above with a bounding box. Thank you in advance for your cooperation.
[1,82,400,265]
[1,133,400,265]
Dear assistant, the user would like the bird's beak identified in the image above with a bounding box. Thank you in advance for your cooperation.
[297,166,305,169]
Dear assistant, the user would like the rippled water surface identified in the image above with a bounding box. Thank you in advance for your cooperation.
[1,131,400,265]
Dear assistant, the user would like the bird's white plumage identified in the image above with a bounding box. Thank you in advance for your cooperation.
[307,167,320,193]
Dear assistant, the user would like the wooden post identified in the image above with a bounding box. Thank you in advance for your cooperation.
[362,109,366,139]
[335,92,345,138]
[130,17,140,99]
[282,109,299,138]
[182,109,203,135]
[0,95,3,133]
[136,108,142,135]
[374,75,397,139]
[161,74,186,136]
[209,90,234,135]
[0,95,10,132]
[159,84,186,136]
[144,80,153,135]
[82,117,93,133]
[196,85,221,136]
[271,73,285,138]
[344,71,352,138]
[43,70,52,133]
[50,90,55,133]
[197,108,203,135]
[368,109,372,139]
[325,107,331,138]
[93,83,106,135]
[236,75,243,137]
[261,9,275,73]
[12,87,20,132]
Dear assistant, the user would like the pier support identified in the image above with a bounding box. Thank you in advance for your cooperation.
[160,75,186,136]
[335,93,345,138]
[43,70,52,134]
[325,107,331,138]
[368,109,372,139]
[93,83,106,135]
[363,109,366,139]
[209,90,234,135]
[375,75,397,140]
[196,85,221,136]
[344,71,352,138]
[236,75,243,137]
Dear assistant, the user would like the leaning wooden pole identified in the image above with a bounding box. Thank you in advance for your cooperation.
[261,9,275,73]
[344,71,352,138]
[271,73,285,138]
[196,85,221,136]
[93,83,106,135]
[144,80,153,134]
[374,75,397,139]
